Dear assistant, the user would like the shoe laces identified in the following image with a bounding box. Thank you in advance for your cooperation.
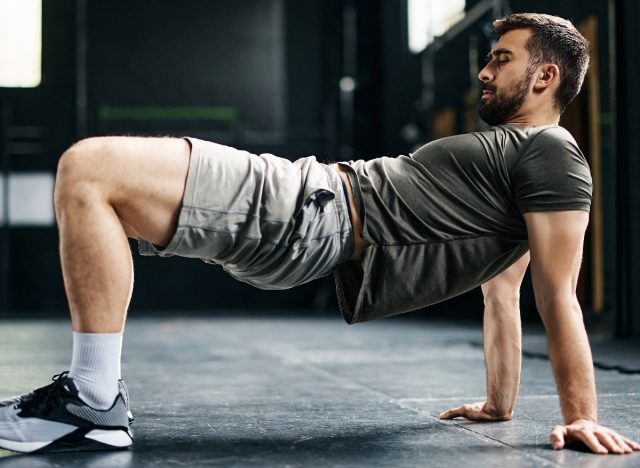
[16,372,79,417]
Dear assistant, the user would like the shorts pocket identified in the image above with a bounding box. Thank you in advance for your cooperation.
[291,188,335,242]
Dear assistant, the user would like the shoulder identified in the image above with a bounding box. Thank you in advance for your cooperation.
[410,132,487,162]
[515,126,589,170]
[526,126,579,150]
[413,132,479,151]
[512,126,592,213]
[512,127,586,168]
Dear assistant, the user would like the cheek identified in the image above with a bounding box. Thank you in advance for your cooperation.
[504,76,524,93]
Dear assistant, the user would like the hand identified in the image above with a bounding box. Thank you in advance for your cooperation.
[550,419,640,454]
[439,401,512,421]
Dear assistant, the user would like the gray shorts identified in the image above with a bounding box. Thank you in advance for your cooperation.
[138,137,355,290]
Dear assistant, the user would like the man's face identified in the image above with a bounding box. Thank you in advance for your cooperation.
[477,29,536,126]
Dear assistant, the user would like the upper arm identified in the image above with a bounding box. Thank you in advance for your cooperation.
[523,210,589,311]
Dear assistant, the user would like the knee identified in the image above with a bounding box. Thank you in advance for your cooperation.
[54,138,108,210]
[56,138,101,183]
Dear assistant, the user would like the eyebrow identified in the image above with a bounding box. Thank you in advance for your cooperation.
[485,49,514,61]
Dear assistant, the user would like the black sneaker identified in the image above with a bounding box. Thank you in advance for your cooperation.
[0,376,134,422]
[0,372,134,453]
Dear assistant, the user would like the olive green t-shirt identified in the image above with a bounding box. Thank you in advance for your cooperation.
[334,124,592,324]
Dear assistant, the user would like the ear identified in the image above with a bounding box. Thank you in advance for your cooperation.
[532,64,560,91]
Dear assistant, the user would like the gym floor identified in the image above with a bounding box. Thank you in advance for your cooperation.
[0,315,638,467]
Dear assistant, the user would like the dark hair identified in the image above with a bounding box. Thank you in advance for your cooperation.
[492,13,590,113]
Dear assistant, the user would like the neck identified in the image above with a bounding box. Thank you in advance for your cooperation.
[506,101,560,127]
[505,116,559,128]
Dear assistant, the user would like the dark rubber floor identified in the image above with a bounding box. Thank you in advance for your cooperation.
[0,316,638,467]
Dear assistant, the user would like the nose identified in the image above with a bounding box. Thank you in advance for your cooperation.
[478,63,493,83]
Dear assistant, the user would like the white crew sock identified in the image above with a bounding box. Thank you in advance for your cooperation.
[68,331,122,410]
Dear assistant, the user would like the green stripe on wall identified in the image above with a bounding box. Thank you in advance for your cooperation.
[600,112,614,126]
[98,106,240,122]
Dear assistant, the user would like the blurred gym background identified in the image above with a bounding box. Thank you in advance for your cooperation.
[0,0,638,337]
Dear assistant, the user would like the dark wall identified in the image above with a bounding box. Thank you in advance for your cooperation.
[2,0,77,313]
[87,0,286,137]
[379,1,422,156]
[615,0,640,337]
[0,0,76,167]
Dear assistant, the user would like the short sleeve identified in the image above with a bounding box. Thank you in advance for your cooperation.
[512,127,592,213]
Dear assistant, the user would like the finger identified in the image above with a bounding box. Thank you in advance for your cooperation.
[609,432,633,454]
[550,425,566,450]
[595,431,624,454]
[571,429,608,454]
[609,431,633,453]
[439,406,464,419]
[621,436,640,451]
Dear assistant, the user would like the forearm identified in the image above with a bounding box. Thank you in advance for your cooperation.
[540,297,597,423]
[483,302,522,417]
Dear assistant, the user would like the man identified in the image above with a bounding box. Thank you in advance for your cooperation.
[1,12,638,455]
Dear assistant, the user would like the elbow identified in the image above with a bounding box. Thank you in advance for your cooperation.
[484,295,520,315]
[482,286,520,314]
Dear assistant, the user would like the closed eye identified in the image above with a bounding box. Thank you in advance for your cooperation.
[484,56,509,65]
[485,48,513,64]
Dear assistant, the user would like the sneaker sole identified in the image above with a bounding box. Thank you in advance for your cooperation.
[0,427,133,454]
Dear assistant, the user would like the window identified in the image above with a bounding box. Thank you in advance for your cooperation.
[0,173,55,226]
[0,0,42,87]
[408,0,466,54]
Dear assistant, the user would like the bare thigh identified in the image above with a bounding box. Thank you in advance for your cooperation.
[62,136,191,247]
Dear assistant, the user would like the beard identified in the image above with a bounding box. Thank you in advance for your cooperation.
[478,67,534,126]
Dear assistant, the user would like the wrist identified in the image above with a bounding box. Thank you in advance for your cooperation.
[483,401,513,420]
[566,416,598,425]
